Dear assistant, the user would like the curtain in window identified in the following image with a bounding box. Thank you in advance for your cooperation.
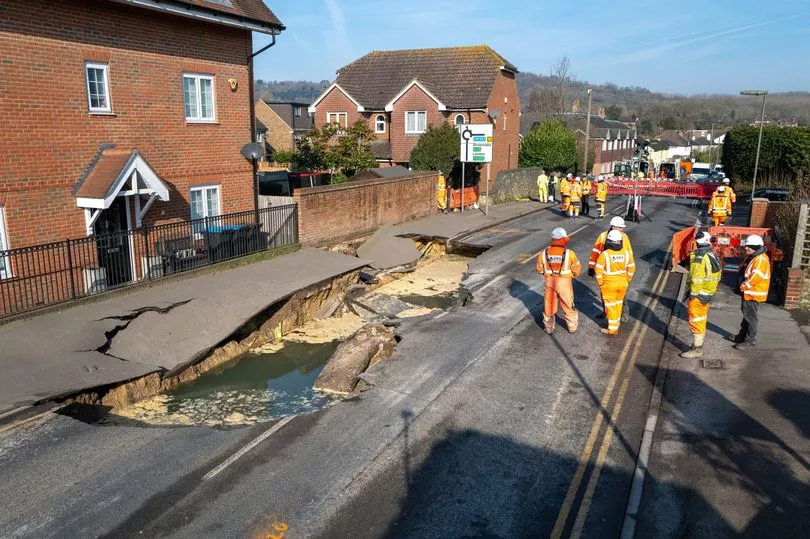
[184,77,198,119]
[190,189,204,220]
[200,78,214,119]
[206,188,220,217]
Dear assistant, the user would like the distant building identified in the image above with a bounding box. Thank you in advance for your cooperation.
[255,101,313,156]
[562,114,638,175]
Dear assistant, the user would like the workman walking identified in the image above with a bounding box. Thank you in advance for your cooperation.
[537,227,581,334]
[594,230,635,335]
[581,176,593,216]
[589,216,633,322]
[560,174,572,214]
[708,185,732,226]
[731,235,771,350]
[722,177,736,208]
[537,169,549,203]
[568,177,583,219]
[680,232,722,358]
[595,177,608,219]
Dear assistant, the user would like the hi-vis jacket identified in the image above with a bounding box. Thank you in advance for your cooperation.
[687,247,722,303]
[569,183,583,202]
[581,179,593,195]
[537,245,582,278]
[594,247,636,286]
[595,182,608,202]
[560,179,571,197]
[589,230,633,269]
[740,250,771,302]
[726,186,737,203]
[709,191,732,216]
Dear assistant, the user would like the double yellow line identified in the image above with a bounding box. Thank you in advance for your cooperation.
[550,245,673,539]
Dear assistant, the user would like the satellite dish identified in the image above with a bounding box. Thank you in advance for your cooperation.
[240,142,265,161]
[488,109,501,120]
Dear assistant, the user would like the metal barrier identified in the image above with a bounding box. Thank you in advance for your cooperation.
[606,179,715,199]
[0,205,299,318]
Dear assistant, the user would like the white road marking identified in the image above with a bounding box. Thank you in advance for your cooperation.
[203,416,295,480]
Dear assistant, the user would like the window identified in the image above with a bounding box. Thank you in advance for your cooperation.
[190,185,221,221]
[85,63,111,113]
[183,74,216,122]
[601,140,607,151]
[375,114,386,133]
[326,112,348,129]
[454,113,466,126]
[405,111,427,134]
[294,106,303,118]
[0,208,10,279]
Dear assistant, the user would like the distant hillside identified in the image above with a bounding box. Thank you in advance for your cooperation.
[255,79,330,103]
[253,76,810,130]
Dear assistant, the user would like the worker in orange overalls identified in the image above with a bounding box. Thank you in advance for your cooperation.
[722,177,736,210]
[581,175,593,216]
[594,230,636,335]
[708,185,732,226]
[437,174,447,211]
[568,177,583,219]
[731,235,771,350]
[680,231,722,359]
[560,173,572,214]
[537,227,582,334]
[595,176,609,219]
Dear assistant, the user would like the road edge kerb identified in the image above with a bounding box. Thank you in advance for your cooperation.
[449,203,550,246]
[619,270,687,539]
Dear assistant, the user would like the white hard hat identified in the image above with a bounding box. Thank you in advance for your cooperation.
[598,176,605,182]
[695,231,711,246]
[567,173,573,178]
[744,235,764,247]
[718,186,725,192]
[574,176,581,182]
[610,216,626,228]
[722,178,730,184]
[607,230,623,242]
[551,227,568,240]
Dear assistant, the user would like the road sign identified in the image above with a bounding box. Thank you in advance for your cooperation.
[460,124,493,163]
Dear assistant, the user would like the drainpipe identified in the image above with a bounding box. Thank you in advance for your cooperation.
[248,30,277,225]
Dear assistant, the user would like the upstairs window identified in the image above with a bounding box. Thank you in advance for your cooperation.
[375,114,386,133]
[85,63,111,113]
[454,113,466,126]
[406,111,427,134]
[294,106,303,118]
[183,74,216,122]
[326,112,348,129]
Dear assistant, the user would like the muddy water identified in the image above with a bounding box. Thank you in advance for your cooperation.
[111,341,340,427]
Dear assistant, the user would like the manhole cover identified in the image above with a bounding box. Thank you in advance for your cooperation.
[700,359,725,369]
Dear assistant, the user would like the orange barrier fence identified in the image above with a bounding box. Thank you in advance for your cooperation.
[449,185,480,209]
[670,225,784,272]
[607,179,715,199]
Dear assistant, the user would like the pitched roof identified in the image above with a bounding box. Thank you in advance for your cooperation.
[109,0,284,31]
[658,130,689,146]
[73,147,170,207]
[267,102,313,132]
[563,114,636,140]
[333,45,518,110]
[371,141,392,160]
[74,148,134,199]
[350,166,412,182]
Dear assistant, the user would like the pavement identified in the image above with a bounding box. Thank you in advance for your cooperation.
[0,248,369,417]
[634,278,810,538]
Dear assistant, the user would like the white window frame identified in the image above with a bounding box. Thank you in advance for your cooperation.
[183,73,216,123]
[190,185,221,221]
[375,114,386,134]
[454,113,466,126]
[326,112,348,130]
[601,140,607,151]
[85,62,112,113]
[294,106,303,118]
[0,207,10,280]
[405,111,427,134]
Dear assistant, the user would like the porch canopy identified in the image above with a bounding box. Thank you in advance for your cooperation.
[73,148,170,233]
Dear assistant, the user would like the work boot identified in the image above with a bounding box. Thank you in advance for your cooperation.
[727,334,746,344]
[600,328,616,335]
[680,347,703,358]
[734,341,756,350]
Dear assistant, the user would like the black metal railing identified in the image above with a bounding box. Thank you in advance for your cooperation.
[0,204,298,318]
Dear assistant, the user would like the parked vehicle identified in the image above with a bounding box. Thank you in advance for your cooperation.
[690,162,712,181]
[713,164,726,175]
[659,162,677,180]
[740,188,790,203]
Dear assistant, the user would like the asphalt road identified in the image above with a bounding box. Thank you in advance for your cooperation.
[0,197,698,538]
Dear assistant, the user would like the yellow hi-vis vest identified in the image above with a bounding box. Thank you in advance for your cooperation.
[687,249,722,302]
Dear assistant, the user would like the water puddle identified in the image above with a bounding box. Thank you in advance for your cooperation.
[111,341,340,427]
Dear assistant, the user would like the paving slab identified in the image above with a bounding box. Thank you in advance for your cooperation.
[356,226,421,270]
[0,248,368,416]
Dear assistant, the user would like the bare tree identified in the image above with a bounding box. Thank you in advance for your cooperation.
[549,55,574,119]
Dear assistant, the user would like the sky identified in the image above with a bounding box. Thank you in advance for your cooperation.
[253,0,810,95]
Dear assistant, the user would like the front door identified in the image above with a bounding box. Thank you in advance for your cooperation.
[94,197,132,287]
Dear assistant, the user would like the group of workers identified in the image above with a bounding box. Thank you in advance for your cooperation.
[536,215,771,352]
[536,216,634,336]
[536,170,609,220]
[708,177,737,226]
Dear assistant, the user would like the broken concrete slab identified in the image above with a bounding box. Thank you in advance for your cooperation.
[356,226,420,271]
[0,248,370,415]
[313,324,397,395]
[351,294,413,319]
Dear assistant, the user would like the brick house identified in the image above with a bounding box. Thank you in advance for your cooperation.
[255,100,313,157]
[0,0,284,260]
[564,115,638,175]
[307,45,521,186]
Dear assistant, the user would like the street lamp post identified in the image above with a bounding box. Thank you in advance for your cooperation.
[740,90,768,201]
[583,89,593,176]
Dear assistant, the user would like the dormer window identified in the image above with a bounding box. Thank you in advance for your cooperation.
[375,114,386,133]
[454,113,466,126]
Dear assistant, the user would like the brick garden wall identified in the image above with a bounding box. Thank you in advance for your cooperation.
[1,0,255,248]
[294,172,437,246]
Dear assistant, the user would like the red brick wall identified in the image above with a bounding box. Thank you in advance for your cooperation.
[293,172,438,246]
[389,85,446,163]
[311,87,363,129]
[784,267,807,310]
[750,199,769,228]
[1,0,254,248]
[486,70,521,185]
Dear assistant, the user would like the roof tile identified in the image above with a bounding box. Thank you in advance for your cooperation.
[74,149,134,199]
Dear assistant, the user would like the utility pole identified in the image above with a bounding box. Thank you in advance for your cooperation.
[709,122,714,164]
[583,89,593,176]
[740,90,769,200]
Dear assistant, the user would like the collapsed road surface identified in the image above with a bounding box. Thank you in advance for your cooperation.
[2,198,700,538]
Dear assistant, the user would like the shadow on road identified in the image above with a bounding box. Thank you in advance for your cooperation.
[767,388,810,439]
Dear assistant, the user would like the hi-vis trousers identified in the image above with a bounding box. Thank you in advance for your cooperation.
[544,275,579,333]
[687,298,710,335]
[600,281,628,335]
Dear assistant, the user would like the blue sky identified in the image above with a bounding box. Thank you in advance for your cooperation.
[254,0,810,94]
